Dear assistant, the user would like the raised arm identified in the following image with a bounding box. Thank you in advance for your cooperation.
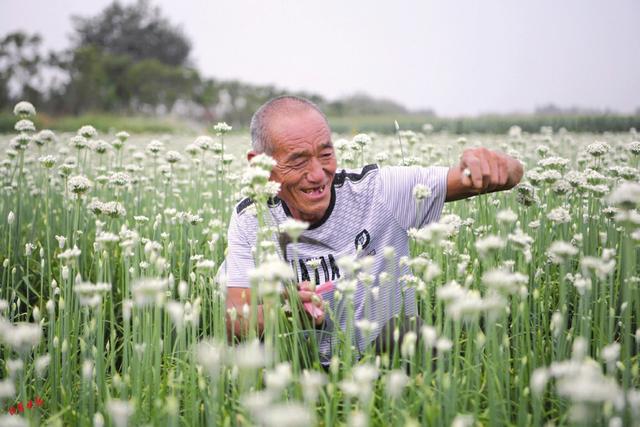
[446,147,524,202]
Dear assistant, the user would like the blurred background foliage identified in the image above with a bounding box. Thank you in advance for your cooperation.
[0,0,638,134]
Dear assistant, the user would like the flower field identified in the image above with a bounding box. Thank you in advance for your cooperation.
[0,102,639,426]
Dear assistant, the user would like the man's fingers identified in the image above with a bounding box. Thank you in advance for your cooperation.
[497,156,508,187]
[456,148,523,198]
[299,290,323,306]
[467,157,484,190]
[461,166,472,187]
[483,157,493,190]
[298,281,315,292]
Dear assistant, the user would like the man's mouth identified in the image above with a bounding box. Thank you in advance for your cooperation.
[301,185,327,196]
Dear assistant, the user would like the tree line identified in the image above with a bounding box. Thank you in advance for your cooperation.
[0,0,412,127]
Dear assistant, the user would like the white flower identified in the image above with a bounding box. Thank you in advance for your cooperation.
[538,156,570,170]
[14,119,36,133]
[352,133,372,147]
[78,125,97,139]
[39,155,57,168]
[355,319,378,336]
[249,255,294,297]
[608,182,640,210]
[412,183,431,200]
[496,209,518,224]
[475,235,506,258]
[58,247,80,261]
[585,141,611,157]
[339,364,378,403]
[482,269,528,294]
[195,259,216,270]
[109,172,131,186]
[131,278,169,307]
[0,378,15,399]
[196,339,225,377]
[94,412,105,427]
[0,319,42,353]
[580,256,615,280]
[408,222,453,244]
[93,139,112,154]
[436,337,453,353]
[82,359,94,381]
[547,241,578,264]
[300,370,326,403]
[250,153,277,171]
[385,370,409,399]
[259,403,313,427]
[547,207,571,224]
[100,201,126,218]
[451,414,475,427]
[147,140,164,154]
[601,342,620,365]
[68,175,93,195]
[106,399,134,427]
[36,129,56,145]
[530,368,549,395]
[115,131,129,142]
[555,361,621,404]
[550,312,564,337]
[264,362,292,392]
[13,101,36,117]
[230,339,267,370]
[166,301,185,329]
[35,354,51,377]
[194,135,213,150]
[165,150,183,164]
[420,325,438,347]
[279,218,309,240]
[400,331,417,358]
[508,228,533,249]
[436,280,466,302]
[74,281,111,308]
[0,415,28,427]
[241,166,270,186]
[213,122,232,134]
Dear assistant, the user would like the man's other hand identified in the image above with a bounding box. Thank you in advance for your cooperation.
[294,281,326,327]
[446,148,524,202]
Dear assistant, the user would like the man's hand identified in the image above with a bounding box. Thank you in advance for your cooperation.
[291,281,326,327]
[446,148,524,202]
[225,281,326,341]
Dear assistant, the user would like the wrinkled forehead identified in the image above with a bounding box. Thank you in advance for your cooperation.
[267,108,331,151]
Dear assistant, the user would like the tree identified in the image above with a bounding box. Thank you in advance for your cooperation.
[48,0,198,113]
[0,32,46,108]
[71,0,191,67]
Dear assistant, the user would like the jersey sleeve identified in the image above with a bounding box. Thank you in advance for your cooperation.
[216,208,255,288]
[378,165,450,230]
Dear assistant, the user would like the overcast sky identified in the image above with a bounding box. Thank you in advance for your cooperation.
[1,0,639,116]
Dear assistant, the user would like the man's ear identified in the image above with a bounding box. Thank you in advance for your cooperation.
[247,150,257,163]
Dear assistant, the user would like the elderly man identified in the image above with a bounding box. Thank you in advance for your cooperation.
[218,95,523,363]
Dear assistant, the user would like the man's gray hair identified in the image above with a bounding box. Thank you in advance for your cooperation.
[250,95,328,154]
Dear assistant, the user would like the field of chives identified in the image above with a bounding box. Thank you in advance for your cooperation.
[0,101,639,426]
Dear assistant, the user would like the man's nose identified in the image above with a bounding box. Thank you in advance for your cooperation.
[306,157,325,183]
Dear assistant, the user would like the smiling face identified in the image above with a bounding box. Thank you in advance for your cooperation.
[266,108,337,224]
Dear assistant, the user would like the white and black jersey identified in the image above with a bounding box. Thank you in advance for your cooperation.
[217,164,449,363]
